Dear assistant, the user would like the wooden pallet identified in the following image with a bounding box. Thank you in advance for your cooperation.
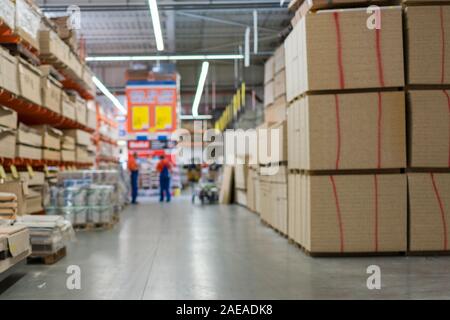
[288,240,405,257]
[74,222,114,231]
[27,247,67,265]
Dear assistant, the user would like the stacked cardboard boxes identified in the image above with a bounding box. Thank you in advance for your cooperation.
[285,4,407,254]
[16,123,42,160]
[404,3,450,253]
[0,47,19,96]
[31,125,62,161]
[61,135,76,162]
[264,56,275,107]
[0,106,17,159]
[265,46,287,123]
[63,129,93,163]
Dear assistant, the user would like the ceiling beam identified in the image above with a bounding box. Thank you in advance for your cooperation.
[38,1,288,12]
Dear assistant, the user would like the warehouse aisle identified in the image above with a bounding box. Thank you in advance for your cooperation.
[1,196,450,299]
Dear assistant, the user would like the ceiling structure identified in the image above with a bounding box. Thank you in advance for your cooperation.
[37,0,292,116]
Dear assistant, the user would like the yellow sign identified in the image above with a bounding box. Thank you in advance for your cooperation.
[44,165,50,177]
[241,82,246,107]
[10,165,19,179]
[155,106,173,131]
[0,165,6,179]
[27,164,35,178]
[132,106,150,131]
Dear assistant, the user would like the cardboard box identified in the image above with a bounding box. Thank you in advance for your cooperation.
[61,92,76,120]
[62,135,76,150]
[16,144,41,160]
[0,0,15,30]
[41,75,62,114]
[0,127,16,158]
[0,106,17,129]
[67,51,83,79]
[42,149,60,161]
[264,56,275,84]
[31,125,62,150]
[61,149,75,162]
[274,69,286,99]
[285,6,404,100]
[290,91,406,171]
[0,181,28,215]
[264,96,286,123]
[293,0,396,18]
[17,123,42,147]
[408,173,450,252]
[63,129,91,147]
[288,173,407,253]
[405,6,450,85]
[38,30,70,65]
[82,66,96,97]
[264,81,274,107]
[25,188,42,214]
[75,145,90,163]
[15,0,40,50]
[0,47,19,95]
[18,58,42,106]
[287,100,301,170]
[18,171,45,186]
[274,45,285,75]
[86,102,97,130]
[408,90,450,168]
[75,97,87,125]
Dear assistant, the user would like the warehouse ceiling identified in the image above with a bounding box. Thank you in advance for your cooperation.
[37,0,292,115]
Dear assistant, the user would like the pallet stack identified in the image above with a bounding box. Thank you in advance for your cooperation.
[403,1,450,253]
[265,46,287,123]
[234,162,249,207]
[286,1,407,254]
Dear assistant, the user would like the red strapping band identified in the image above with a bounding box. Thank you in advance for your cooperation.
[329,176,344,252]
[334,94,341,170]
[440,6,446,84]
[444,90,450,168]
[333,12,345,89]
[430,173,448,251]
[373,175,379,252]
[375,29,385,87]
[377,93,383,169]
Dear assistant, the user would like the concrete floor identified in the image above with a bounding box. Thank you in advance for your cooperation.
[1,196,450,300]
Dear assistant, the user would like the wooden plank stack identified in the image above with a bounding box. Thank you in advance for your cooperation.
[403,0,450,253]
[285,2,408,254]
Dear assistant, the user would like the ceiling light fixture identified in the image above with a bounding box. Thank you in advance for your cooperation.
[86,54,244,62]
[192,62,210,117]
[92,76,127,115]
[148,0,164,51]
[180,115,213,120]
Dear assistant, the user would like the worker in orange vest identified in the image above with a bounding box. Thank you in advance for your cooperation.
[128,152,139,204]
[156,155,173,202]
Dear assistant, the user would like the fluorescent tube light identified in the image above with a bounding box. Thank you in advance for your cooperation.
[92,76,127,115]
[180,115,213,120]
[148,0,164,51]
[192,62,210,117]
[86,54,244,62]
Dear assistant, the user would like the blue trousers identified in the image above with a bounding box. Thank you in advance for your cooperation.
[160,177,171,202]
[131,171,139,203]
